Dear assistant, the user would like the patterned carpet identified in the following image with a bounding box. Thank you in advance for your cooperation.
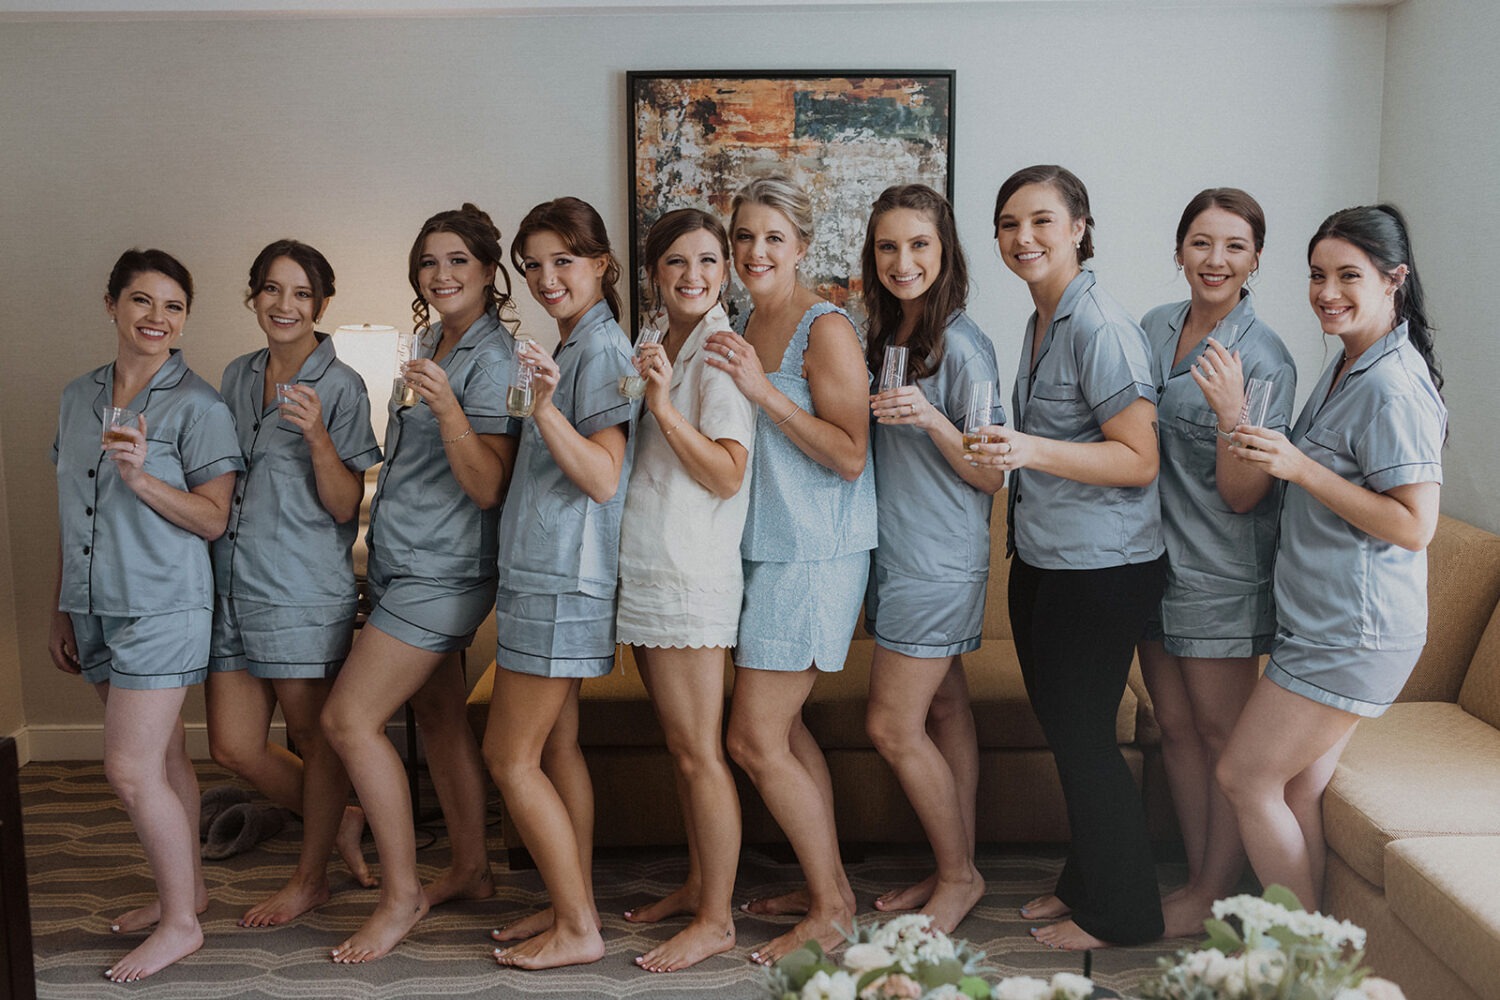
[20,761,1189,999]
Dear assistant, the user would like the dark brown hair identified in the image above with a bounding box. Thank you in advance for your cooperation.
[1310,203,1441,394]
[106,248,194,310]
[408,203,518,335]
[643,208,729,312]
[1175,188,1267,255]
[245,239,336,317]
[861,184,969,382]
[992,164,1095,264]
[510,197,623,322]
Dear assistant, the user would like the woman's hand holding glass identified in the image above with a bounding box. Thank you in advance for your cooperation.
[1229,425,1312,482]
[1190,336,1248,435]
[516,338,561,413]
[635,341,674,412]
[275,383,327,435]
[103,412,149,486]
[401,357,461,420]
[964,424,1031,470]
[870,385,939,431]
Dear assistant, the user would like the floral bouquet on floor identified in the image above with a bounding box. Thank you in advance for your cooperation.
[765,914,1096,1000]
[1139,886,1406,1000]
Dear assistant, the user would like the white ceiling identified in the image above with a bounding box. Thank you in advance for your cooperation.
[0,0,1399,18]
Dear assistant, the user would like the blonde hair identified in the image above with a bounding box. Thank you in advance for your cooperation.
[730,175,814,246]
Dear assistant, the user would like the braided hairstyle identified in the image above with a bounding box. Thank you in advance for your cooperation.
[407,203,518,336]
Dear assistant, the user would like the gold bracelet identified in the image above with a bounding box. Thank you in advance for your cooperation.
[442,427,473,444]
[774,406,799,427]
[664,417,685,438]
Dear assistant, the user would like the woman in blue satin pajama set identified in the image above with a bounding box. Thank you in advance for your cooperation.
[1136,189,1296,936]
[322,205,520,964]
[1219,204,1445,913]
[49,249,241,982]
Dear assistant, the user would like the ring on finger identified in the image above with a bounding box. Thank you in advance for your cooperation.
[726,349,736,361]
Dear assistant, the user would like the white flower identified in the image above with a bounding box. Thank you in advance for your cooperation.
[801,970,858,1000]
[844,943,895,974]
[1210,895,1366,950]
[1048,972,1094,999]
[1243,947,1287,988]
[992,976,1050,1000]
[925,987,964,1000]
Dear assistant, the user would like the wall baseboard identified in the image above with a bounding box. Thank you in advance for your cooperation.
[17,721,415,764]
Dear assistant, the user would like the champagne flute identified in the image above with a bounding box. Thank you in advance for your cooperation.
[619,327,665,399]
[507,337,537,418]
[962,383,996,450]
[879,344,909,392]
[1239,377,1273,429]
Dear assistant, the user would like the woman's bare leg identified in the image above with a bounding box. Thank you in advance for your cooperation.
[874,656,978,915]
[634,646,739,972]
[484,670,604,970]
[407,653,494,907]
[322,627,445,963]
[1217,678,1360,910]
[866,648,983,932]
[1160,655,1259,936]
[727,666,854,965]
[99,684,204,982]
[239,676,348,927]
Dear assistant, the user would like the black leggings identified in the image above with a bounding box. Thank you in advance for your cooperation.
[1008,554,1167,945]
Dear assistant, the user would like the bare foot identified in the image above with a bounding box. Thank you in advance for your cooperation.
[336,806,378,888]
[875,872,936,913]
[423,863,494,907]
[920,869,986,934]
[747,903,852,966]
[104,920,203,982]
[239,875,331,928]
[1030,919,1111,951]
[110,890,209,934]
[635,917,735,972]
[493,922,605,970]
[740,886,810,917]
[330,890,429,963]
[1162,892,1215,938]
[1019,893,1071,920]
[625,882,699,924]
[491,907,552,943]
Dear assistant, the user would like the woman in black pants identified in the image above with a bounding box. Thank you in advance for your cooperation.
[968,165,1165,949]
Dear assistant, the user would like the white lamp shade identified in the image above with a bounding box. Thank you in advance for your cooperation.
[332,323,400,443]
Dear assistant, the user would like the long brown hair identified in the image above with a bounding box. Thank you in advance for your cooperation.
[510,197,623,321]
[861,184,969,381]
[407,203,518,335]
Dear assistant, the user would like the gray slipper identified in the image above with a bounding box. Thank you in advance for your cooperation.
[199,785,252,840]
[201,802,290,860]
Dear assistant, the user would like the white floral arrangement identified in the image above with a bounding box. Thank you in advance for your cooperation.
[1139,886,1407,1000]
[765,914,1095,1000]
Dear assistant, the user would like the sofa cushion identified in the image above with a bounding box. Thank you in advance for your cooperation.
[1385,836,1500,998]
[1459,600,1500,730]
[1324,701,1500,887]
[1399,515,1500,703]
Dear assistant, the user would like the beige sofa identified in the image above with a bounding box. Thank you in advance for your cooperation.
[466,491,1173,855]
[1321,514,1500,1000]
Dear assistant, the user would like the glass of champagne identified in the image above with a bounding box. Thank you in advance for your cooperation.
[879,344,909,392]
[962,383,996,450]
[274,382,297,407]
[101,406,138,446]
[1239,377,1273,429]
[507,338,537,418]
[393,329,428,408]
[619,327,664,399]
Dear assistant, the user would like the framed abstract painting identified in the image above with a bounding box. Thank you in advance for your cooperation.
[627,69,955,334]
